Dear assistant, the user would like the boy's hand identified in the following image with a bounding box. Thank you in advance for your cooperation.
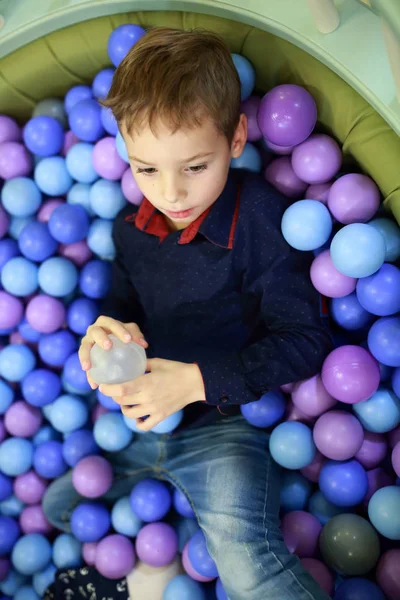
[99,358,206,432]
[78,316,148,389]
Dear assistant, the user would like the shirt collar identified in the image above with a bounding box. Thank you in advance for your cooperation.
[128,170,239,249]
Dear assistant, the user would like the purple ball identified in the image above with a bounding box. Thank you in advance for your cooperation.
[313,410,364,460]
[0,207,9,240]
[82,542,97,566]
[95,534,135,579]
[264,156,308,198]
[0,142,33,179]
[264,139,295,155]
[355,431,387,470]
[72,456,113,498]
[20,504,52,535]
[321,345,380,404]
[291,134,342,185]
[92,137,126,180]
[0,116,21,144]
[4,402,42,438]
[0,557,11,582]
[356,263,400,317]
[0,292,24,330]
[241,96,262,141]
[59,240,93,268]
[281,510,322,558]
[301,558,334,596]
[121,169,143,205]
[14,471,47,505]
[26,295,66,334]
[37,198,64,223]
[258,84,317,146]
[291,374,336,418]
[306,183,332,205]
[328,174,380,224]
[363,467,394,505]
[135,522,178,567]
[376,549,400,600]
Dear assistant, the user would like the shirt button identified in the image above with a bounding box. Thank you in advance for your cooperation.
[221,396,228,403]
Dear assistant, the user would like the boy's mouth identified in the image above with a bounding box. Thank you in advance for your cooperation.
[165,208,194,219]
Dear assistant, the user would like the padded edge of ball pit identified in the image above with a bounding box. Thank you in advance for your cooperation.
[0,9,399,225]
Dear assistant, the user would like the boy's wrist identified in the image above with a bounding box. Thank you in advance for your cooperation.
[186,363,207,404]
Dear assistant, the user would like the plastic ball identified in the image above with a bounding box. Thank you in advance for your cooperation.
[34,156,73,196]
[53,533,82,569]
[0,115,21,143]
[306,182,331,204]
[0,557,11,582]
[67,182,93,215]
[356,264,400,316]
[14,586,40,600]
[130,479,172,522]
[330,223,386,278]
[280,472,313,513]
[49,395,89,434]
[368,217,400,262]
[62,130,80,155]
[48,204,90,244]
[392,442,400,477]
[231,142,262,172]
[89,179,126,219]
[87,218,115,259]
[32,562,57,597]
[0,473,13,503]
[0,438,33,476]
[291,374,336,417]
[173,488,195,519]
[291,134,341,185]
[328,174,380,224]
[82,542,97,566]
[376,549,400,600]
[64,86,92,114]
[319,459,368,507]
[14,472,47,506]
[121,168,143,205]
[33,441,67,479]
[19,505,52,535]
[0,516,20,556]
[79,259,111,299]
[115,131,129,163]
[368,316,400,367]
[0,142,33,180]
[300,558,334,596]
[240,390,286,427]
[62,352,91,395]
[4,402,42,438]
[313,411,364,461]
[319,513,380,576]
[321,345,380,404]
[1,257,38,297]
[264,156,308,198]
[269,422,316,469]
[26,295,66,334]
[71,502,111,543]
[108,24,146,67]
[0,494,25,518]
[353,387,400,435]
[100,106,117,136]
[164,574,206,600]
[333,578,385,600]
[92,137,127,180]
[281,200,332,251]
[308,490,345,526]
[11,534,52,575]
[93,412,133,451]
[0,292,24,330]
[59,240,93,268]
[310,250,357,298]
[95,534,135,579]
[368,486,400,540]
[92,68,115,100]
[18,222,58,262]
[241,96,262,141]
[23,116,64,157]
[354,431,387,469]
[187,529,218,578]
[66,142,98,183]
[0,569,27,596]
[33,97,68,128]
[331,293,374,331]
[258,84,317,146]
[72,455,113,498]
[68,99,104,142]
[1,178,42,218]
[281,510,322,558]
[111,496,142,537]
[62,429,99,468]
[22,370,60,410]
[0,238,18,269]
[231,54,255,101]
[135,522,178,568]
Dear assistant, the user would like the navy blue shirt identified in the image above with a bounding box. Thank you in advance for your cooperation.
[102,169,332,429]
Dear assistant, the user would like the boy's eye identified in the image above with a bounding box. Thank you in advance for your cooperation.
[187,164,207,173]
[136,167,157,175]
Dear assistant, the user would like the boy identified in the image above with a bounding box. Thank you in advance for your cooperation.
[43,27,332,599]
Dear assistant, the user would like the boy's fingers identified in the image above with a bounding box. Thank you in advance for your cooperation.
[86,371,98,390]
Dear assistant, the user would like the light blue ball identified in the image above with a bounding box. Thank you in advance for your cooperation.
[1,178,42,217]
[353,387,400,433]
[66,143,98,184]
[67,182,95,216]
[231,143,262,173]
[0,438,33,476]
[368,486,400,540]
[0,495,25,517]
[281,200,332,251]
[231,54,255,101]
[14,585,40,600]
[33,425,61,446]
[9,217,35,240]
[308,490,349,526]
[123,415,147,434]
[34,156,73,196]
[115,131,129,163]
[32,563,57,596]
[89,179,127,219]
[11,534,52,575]
[330,223,386,278]
[52,533,82,569]
[111,496,142,536]
[49,395,89,433]
[93,413,133,451]
[0,570,27,596]
[152,410,184,434]
[0,344,36,382]
[87,219,116,260]
[163,575,206,600]
[0,379,14,414]
[269,422,316,469]
[1,257,38,297]
[280,471,313,513]
[38,257,78,297]
[368,217,400,263]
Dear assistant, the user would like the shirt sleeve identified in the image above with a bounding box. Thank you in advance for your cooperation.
[196,188,333,407]
[100,209,146,327]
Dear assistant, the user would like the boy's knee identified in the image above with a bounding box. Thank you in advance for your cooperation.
[42,473,77,533]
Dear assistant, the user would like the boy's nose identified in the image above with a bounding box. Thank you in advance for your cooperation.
[162,176,183,204]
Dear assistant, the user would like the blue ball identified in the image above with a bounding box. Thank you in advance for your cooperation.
[32,562,57,597]
[0,495,24,518]
[87,219,116,260]
[11,534,52,575]
[108,24,146,67]
[38,330,77,368]
[92,68,115,100]
[330,223,386,278]
[64,85,92,114]
[1,257,38,296]
[38,257,78,297]
[62,429,99,467]
[241,390,286,428]
[308,490,348,526]
[34,157,73,196]
[0,239,19,270]
[393,367,400,397]
[67,183,94,216]
[368,217,400,263]
[0,379,14,413]
[52,533,82,569]
[231,142,262,172]
[79,260,111,299]
[353,386,400,433]
[100,107,118,136]
[97,389,120,411]
[173,488,195,518]
[231,54,255,101]
[115,131,129,163]
[333,578,385,600]
[71,502,110,542]
[368,485,400,540]
[9,217,34,240]
[0,570,27,596]
[356,264,400,317]
[319,459,368,507]
[93,413,133,451]
[152,411,183,434]
[163,575,206,600]
[21,369,62,407]
[368,316,400,367]
[89,179,126,219]
[216,578,229,600]
[67,298,99,335]
[331,292,374,331]
[63,352,91,394]
[18,222,58,262]
[50,395,89,433]
[0,473,13,502]
[0,344,36,382]
[66,143,98,184]
[282,200,332,251]
[280,471,313,513]
[32,426,61,447]
[0,516,20,556]
[14,586,40,600]
[269,422,316,469]
[0,439,33,476]
[23,116,64,157]
[48,204,90,244]
[130,479,172,522]
[111,496,142,537]
[68,99,104,143]
[188,529,218,578]
[1,178,42,217]
[33,441,67,479]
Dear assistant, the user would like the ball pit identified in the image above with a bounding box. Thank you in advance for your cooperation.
[0,16,398,600]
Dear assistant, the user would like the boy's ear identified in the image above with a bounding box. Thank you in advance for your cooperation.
[230,113,248,158]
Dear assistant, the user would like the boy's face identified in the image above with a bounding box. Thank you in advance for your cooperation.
[122,115,247,230]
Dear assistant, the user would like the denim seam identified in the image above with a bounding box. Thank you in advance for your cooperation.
[154,467,201,526]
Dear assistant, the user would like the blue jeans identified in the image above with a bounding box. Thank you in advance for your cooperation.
[43,416,330,600]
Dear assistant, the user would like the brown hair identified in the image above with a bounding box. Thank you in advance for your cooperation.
[103,27,241,143]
